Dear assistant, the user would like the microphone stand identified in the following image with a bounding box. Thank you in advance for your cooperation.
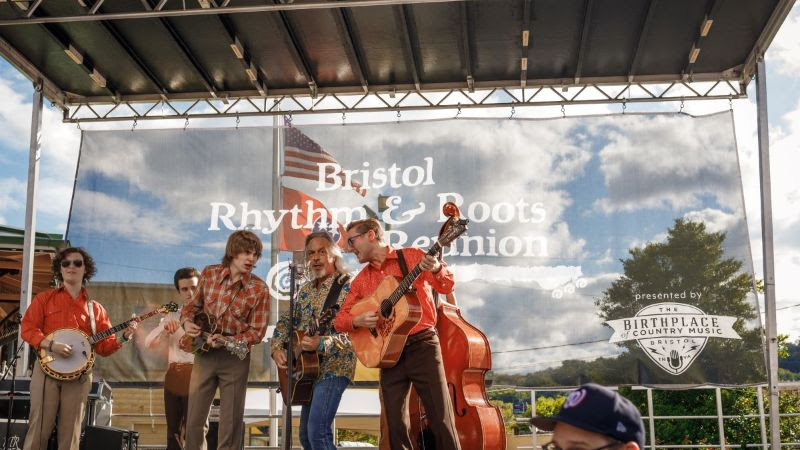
[2,328,25,450]
[283,261,300,450]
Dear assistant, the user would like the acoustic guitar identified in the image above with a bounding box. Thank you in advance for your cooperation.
[38,302,178,380]
[348,212,468,368]
[277,305,340,406]
[178,312,249,360]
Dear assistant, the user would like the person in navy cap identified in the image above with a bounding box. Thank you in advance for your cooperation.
[531,383,645,450]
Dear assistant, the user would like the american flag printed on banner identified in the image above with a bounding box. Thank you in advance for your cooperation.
[283,124,367,197]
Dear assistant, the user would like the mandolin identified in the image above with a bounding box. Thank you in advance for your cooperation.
[178,312,249,360]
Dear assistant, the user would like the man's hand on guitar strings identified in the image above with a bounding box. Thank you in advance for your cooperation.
[183,321,201,337]
[354,311,379,328]
[123,313,139,340]
[206,333,225,349]
[271,349,288,369]
[52,342,72,358]
[300,335,321,352]
[163,319,180,334]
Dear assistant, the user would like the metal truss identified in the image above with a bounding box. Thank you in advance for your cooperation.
[63,79,746,123]
[0,0,465,26]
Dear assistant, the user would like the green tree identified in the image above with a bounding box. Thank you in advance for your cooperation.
[595,219,765,384]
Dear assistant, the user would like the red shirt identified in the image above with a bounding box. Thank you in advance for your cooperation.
[334,247,454,335]
[180,264,270,346]
[21,286,123,357]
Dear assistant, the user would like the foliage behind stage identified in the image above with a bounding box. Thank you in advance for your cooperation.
[67,112,765,385]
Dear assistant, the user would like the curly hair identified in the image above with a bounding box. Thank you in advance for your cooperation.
[52,247,96,285]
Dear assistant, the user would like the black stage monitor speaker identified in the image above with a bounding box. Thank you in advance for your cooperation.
[81,425,138,450]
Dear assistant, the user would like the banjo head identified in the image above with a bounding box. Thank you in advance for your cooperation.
[44,328,93,377]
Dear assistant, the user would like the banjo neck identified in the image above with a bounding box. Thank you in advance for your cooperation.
[86,308,161,345]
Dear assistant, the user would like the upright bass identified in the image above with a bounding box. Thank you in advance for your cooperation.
[380,202,506,450]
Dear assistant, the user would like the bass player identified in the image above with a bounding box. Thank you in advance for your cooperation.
[333,218,461,450]
[20,247,138,450]
[180,230,269,450]
[270,231,355,450]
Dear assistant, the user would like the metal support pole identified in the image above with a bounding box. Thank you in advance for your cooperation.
[757,385,768,449]
[531,389,537,449]
[270,112,282,448]
[756,56,781,450]
[646,388,656,450]
[715,387,726,449]
[16,81,44,377]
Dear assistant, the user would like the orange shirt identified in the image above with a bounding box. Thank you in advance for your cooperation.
[334,247,454,335]
[21,286,123,357]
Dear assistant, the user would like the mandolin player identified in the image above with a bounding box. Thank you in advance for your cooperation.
[333,219,462,450]
[179,230,269,450]
[20,247,138,450]
[270,231,355,450]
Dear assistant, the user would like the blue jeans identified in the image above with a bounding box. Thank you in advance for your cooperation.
[299,376,350,450]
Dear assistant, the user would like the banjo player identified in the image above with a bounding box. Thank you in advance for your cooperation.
[20,247,138,450]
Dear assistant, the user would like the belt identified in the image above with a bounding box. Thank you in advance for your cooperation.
[405,328,436,347]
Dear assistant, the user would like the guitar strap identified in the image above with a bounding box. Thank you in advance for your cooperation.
[87,297,97,335]
[396,249,419,297]
[397,250,436,321]
[316,275,350,335]
[322,275,350,313]
[396,249,410,278]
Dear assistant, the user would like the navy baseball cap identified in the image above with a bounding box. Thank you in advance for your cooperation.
[530,383,645,448]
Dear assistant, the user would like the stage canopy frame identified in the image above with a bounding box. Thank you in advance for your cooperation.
[1,0,795,448]
[0,0,792,121]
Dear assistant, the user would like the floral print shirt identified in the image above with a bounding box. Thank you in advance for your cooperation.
[271,274,356,382]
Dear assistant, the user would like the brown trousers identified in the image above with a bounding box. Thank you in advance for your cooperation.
[164,363,193,450]
[380,329,461,450]
[23,362,92,450]
[183,348,250,450]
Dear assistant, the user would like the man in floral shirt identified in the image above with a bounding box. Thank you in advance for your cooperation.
[271,231,355,450]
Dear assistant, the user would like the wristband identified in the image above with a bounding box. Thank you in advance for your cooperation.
[316,339,325,353]
[119,332,130,344]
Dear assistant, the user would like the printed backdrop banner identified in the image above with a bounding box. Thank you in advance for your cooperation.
[68,112,766,386]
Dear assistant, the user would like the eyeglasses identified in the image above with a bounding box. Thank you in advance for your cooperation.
[542,441,623,450]
[347,232,367,247]
[60,259,84,268]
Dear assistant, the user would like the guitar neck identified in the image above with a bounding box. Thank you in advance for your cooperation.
[388,243,442,307]
[307,306,338,336]
[88,309,161,344]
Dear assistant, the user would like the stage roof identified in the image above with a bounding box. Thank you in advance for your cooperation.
[0,0,794,117]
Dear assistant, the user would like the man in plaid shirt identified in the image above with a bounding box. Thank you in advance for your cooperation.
[180,230,270,450]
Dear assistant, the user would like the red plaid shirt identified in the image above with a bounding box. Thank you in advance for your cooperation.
[180,264,270,346]
[21,286,123,356]
[334,247,454,335]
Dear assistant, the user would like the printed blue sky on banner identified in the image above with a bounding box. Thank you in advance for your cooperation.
[61,112,762,383]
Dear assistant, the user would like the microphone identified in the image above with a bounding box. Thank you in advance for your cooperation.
[291,251,306,278]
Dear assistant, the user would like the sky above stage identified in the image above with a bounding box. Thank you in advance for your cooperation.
[1,3,799,351]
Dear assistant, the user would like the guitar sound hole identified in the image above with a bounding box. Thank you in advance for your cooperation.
[380,301,392,319]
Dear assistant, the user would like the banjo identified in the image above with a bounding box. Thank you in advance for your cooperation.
[38,302,178,380]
